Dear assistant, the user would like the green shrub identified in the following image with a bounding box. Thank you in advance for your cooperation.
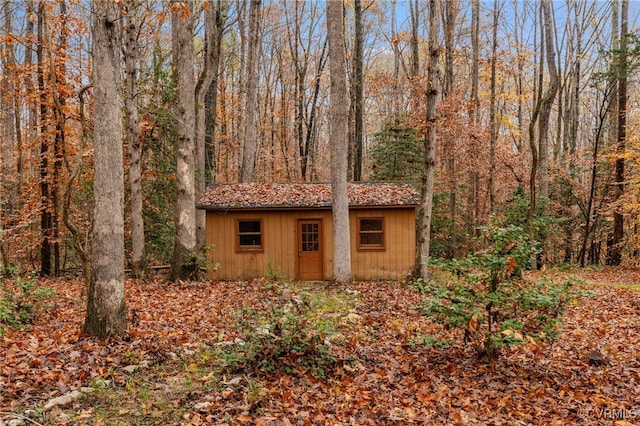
[0,277,55,335]
[417,224,583,359]
[218,297,336,378]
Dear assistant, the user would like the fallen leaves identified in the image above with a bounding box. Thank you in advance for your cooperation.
[197,182,419,210]
[0,269,638,425]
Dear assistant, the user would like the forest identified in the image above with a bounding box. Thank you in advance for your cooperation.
[1,0,639,280]
[1,0,640,425]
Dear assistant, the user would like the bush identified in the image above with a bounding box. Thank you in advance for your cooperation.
[218,295,336,378]
[0,277,55,335]
[417,224,584,359]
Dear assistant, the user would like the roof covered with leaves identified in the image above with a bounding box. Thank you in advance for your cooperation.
[197,182,419,210]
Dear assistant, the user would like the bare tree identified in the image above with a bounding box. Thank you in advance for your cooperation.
[414,0,440,279]
[204,0,230,184]
[326,0,351,283]
[1,0,18,272]
[351,0,364,181]
[124,0,146,278]
[196,0,229,249]
[610,0,628,265]
[538,0,559,199]
[37,2,53,276]
[443,0,458,256]
[83,0,126,338]
[240,0,262,183]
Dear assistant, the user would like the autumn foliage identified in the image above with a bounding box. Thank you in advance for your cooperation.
[1,270,639,424]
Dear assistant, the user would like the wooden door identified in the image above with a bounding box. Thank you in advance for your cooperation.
[297,219,323,281]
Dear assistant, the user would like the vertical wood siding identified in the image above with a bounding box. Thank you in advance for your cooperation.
[205,207,415,281]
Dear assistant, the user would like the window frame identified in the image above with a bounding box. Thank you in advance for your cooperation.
[236,218,264,253]
[357,216,385,251]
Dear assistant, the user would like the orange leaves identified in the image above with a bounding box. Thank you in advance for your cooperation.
[505,255,518,275]
[468,312,479,332]
[2,271,639,423]
[170,2,191,18]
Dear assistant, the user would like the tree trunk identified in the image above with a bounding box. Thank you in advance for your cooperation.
[326,0,351,283]
[488,0,498,214]
[169,1,198,281]
[51,0,69,276]
[410,0,420,79]
[352,0,364,181]
[468,0,479,249]
[37,2,53,277]
[124,0,146,278]
[444,0,457,257]
[538,0,559,200]
[240,0,262,183]
[610,0,627,266]
[204,0,229,184]
[196,1,227,250]
[303,41,328,182]
[414,0,440,279]
[1,1,18,272]
[83,0,126,339]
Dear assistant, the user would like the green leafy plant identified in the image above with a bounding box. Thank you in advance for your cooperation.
[178,246,220,280]
[264,260,285,282]
[0,277,55,335]
[218,296,337,378]
[417,224,583,359]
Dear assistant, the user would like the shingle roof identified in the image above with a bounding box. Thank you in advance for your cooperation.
[196,182,419,210]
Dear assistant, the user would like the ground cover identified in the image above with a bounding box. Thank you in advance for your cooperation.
[1,268,639,425]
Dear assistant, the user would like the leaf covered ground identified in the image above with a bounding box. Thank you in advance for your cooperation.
[1,268,639,425]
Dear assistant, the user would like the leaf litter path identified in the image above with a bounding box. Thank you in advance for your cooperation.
[1,269,639,425]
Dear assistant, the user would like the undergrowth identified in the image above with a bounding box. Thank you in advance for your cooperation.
[415,224,590,359]
[0,277,55,335]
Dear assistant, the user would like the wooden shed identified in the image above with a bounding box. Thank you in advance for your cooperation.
[196,182,418,281]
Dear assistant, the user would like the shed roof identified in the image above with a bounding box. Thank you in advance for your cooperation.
[197,182,419,211]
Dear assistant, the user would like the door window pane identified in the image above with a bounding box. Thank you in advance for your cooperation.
[301,223,319,252]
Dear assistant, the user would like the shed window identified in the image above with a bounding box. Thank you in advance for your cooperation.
[358,217,384,250]
[237,219,263,252]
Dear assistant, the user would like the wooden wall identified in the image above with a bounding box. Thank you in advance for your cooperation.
[204,207,415,281]
[349,208,415,280]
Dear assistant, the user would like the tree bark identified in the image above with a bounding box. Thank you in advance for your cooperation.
[414,0,440,279]
[326,0,351,283]
[124,0,146,278]
[610,0,628,266]
[204,0,229,185]
[196,1,228,249]
[37,2,53,277]
[352,0,364,181]
[240,0,262,183]
[468,0,480,248]
[83,0,126,339]
[538,0,559,200]
[169,1,198,281]
[444,0,458,257]
[488,0,498,214]
[1,1,18,272]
